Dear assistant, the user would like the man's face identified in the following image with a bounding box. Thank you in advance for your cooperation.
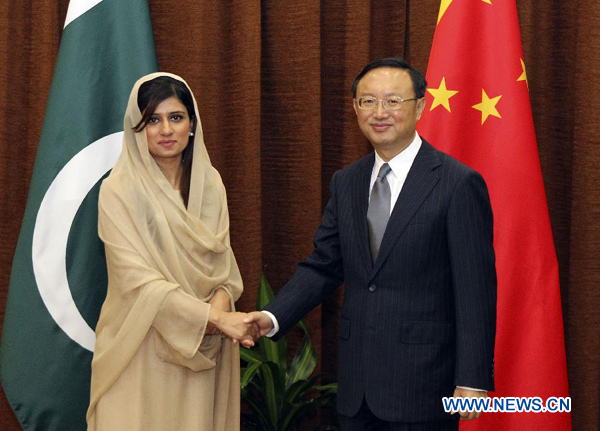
[353,67,425,157]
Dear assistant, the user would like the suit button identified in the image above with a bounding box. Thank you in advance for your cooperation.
[368,284,377,292]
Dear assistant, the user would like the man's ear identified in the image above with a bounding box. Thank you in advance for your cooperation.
[416,97,426,120]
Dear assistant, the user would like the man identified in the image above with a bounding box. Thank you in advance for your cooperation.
[244,58,496,431]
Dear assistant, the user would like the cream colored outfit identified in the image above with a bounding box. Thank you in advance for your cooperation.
[87,73,242,431]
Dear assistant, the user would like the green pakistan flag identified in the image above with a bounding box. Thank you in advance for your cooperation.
[0,0,157,429]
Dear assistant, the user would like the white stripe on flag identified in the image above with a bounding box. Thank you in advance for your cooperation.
[64,0,103,28]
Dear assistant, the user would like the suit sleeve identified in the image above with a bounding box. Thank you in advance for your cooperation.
[264,172,344,338]
[446,170,497,391]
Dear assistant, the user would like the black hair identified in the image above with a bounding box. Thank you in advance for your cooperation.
[134,76,196,208]
[351,57,427,99]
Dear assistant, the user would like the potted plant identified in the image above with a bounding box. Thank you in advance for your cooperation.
[240,273,338,431]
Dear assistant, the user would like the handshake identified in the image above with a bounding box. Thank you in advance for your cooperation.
[208,309,275,349]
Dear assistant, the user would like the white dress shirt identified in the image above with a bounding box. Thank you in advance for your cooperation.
[369,132,422,214]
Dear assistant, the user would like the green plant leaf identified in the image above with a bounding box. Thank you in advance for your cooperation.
[279,374,337,430]
[297,375,338,399]
[313,383,338,392]
[243,392,277,431]
[257,270,276,309]
[283,392,337,431]
[283,375,321,405]
[259,337,286,377]
[297,318,310,334]
[287,332,317,386]
[279,374,327,430]
[280,395,325,431]
[240,346,264,365]
[259,361,283,429]
[280,402,303,431]
[257,272,288,382]
[241,362,262,388]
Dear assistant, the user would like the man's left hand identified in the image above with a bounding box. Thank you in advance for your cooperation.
[452,387,488,421]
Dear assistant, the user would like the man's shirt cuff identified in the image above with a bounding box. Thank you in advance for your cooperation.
[261,310,279,337]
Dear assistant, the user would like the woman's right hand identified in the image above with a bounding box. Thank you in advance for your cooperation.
[208,309,257,346]
[205,289,231,335]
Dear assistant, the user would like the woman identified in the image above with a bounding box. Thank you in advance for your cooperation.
[87,73,249,431]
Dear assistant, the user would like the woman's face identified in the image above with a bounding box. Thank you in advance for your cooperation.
[144,96,192,164]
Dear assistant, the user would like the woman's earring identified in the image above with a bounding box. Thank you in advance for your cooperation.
[189,131,194,136]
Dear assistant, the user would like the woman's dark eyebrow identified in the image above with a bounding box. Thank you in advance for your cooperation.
[151,110,186,115]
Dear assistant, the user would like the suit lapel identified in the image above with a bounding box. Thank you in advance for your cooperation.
[351,153,375,273]
[370,141,442,280]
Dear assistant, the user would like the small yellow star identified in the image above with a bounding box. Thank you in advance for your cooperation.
[427,77,459,112]
[481,0,492,4]
[472,89,502,125]
[437,0,453,24]
[517,58,528,89]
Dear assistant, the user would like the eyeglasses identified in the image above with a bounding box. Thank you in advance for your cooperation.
[355,95,420,110]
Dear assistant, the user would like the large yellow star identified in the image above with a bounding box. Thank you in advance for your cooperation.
[437,0,453,24]
[481,0,492,4]
[427,77,458,112]
[472,89,502,125]
[517,58,528,89]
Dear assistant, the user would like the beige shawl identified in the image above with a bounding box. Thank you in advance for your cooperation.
[87,72,242,430]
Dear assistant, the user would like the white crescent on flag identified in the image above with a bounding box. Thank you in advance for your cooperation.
[32,132,122,352]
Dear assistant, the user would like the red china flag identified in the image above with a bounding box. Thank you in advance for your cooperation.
[418,1,571,430]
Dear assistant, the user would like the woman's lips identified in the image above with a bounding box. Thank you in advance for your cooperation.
[158,140,176,147]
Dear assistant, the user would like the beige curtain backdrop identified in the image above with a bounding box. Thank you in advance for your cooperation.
[1,1,598,430]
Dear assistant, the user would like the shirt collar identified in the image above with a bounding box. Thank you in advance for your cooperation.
[373,132,422,177]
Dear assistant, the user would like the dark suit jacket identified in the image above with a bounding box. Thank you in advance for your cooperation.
[265,139,496,422]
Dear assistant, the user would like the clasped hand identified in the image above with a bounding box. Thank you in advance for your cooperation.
[207,301,276,348]
[207,291,275,347]
[212,311,276,348]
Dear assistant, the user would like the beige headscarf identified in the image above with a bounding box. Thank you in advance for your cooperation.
[87,72,242,423]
